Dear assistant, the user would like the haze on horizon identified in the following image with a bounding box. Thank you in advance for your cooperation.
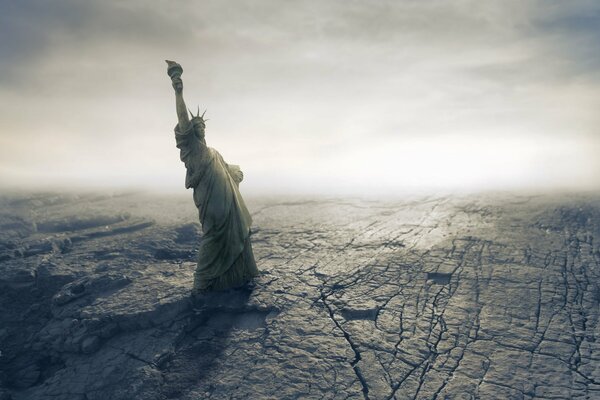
[1,0,599,196]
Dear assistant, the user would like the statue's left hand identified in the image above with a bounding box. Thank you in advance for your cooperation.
[228,164,244,183]
[235,169,244,183]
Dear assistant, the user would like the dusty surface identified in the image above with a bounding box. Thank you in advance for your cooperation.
[1,191,600,399]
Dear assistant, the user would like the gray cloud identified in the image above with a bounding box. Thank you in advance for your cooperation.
[533,4,600,80]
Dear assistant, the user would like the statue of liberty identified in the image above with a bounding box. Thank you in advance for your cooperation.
[166,60,259,294]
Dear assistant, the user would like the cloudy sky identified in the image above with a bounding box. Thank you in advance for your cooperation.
[1,0,599,195]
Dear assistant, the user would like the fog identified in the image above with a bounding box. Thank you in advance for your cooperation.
[1,0,599,195]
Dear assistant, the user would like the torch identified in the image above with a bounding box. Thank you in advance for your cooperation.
[166,60,183,79]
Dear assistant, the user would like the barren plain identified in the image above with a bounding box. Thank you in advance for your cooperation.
[1,191,599,399]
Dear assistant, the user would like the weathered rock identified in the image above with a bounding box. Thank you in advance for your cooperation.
[80,336,101,354]
[51,273,132,313]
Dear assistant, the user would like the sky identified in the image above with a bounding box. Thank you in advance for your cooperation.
[1,0,599,195]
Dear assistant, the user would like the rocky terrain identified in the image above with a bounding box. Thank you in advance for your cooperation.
[0,191,599,399]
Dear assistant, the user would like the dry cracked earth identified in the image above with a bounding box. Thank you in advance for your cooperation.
[1,191,600,399]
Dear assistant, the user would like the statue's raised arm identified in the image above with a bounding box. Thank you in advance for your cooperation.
[166,60,191,133]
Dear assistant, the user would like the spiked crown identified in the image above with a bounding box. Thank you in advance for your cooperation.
[188,106,207,126]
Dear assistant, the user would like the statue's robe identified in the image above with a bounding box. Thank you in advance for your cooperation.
[174,123,258,292]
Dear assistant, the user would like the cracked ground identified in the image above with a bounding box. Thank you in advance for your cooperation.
[1,192,600,399]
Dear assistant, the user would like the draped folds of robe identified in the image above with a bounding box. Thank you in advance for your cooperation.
[174,123,258,292]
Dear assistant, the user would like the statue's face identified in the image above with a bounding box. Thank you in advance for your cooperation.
[192,120,205,138]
